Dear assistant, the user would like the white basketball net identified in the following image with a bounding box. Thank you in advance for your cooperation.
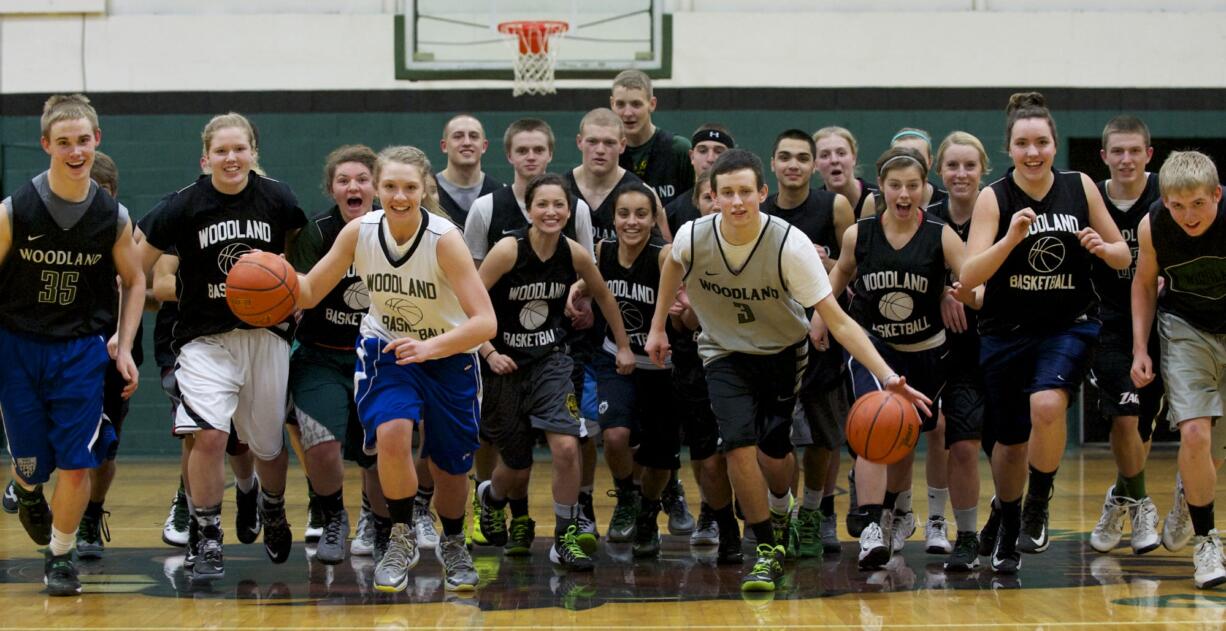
[499,21,568,97]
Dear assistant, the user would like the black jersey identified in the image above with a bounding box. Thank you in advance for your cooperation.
[483,186,578,255]
[849,213,947,347]
[926,197,980,356]
[822,178,878,220]
[597,239,662,362]
[620,128,693,207]
[137,195,178,368]
[141,173,307,352]
[1151,194,1226,334]
[927,186,949,209]
[565,170,643,243]
[1092,174,1161,322]
[437,174,503,229]
[666,191,701,238]
[0,180,119,339]
[764,188,841,260]
[978,169,1097,336]
[489,230,577,366]
[292,206,366,349]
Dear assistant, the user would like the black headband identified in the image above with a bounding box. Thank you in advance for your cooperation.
[691,129,735,149]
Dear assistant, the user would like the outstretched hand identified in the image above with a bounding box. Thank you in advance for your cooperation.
[883,373,932,418]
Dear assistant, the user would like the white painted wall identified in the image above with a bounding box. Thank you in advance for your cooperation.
[1,8,1225,93]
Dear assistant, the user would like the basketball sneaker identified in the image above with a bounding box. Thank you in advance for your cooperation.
[76,508,111,559]
[944,530,980,571]
[1131,496,1161,554]
[576,491,600,553]
[260,499,293,564]
[304,492,324,543]
[770,498,794,558]
[1018,493,1051,554]
[846,507,872,539]
[162,488,189,547]
[315,508,349,565]
[16,483,52,545]
[475,481,508,547]
[990,523,1021,574]
[373,514,392,564]
[374,522,419,593]
[633,501,662,559]
[690,504,720,546]
[1090,486,1133,553]
[925,515,952,554]
[858,521,890,570]
[505,515,536,556]
[1193,531,1226,589]
[717,527,744,565]
[606,487,640,544]
[1164,476,1193,552]
[437,533,478,591]
[890,510,915,553]
[661,478,695,536]
[741,543,785,592]
[192,524,225,582]
[549,525,594,572]
[978,497,1001,556]
[235,479,262,544]
[793,507,823,558]
[467,476,488,547]
[184,518,200,570]
[820,511,840,554]
[2,480,17,514]
[351,506,374,556]
[43,550,81,596]
[414,496,440,551]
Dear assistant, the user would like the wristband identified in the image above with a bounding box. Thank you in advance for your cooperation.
[481,349,494,360]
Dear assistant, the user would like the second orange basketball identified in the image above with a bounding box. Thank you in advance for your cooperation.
[846,389,921,465]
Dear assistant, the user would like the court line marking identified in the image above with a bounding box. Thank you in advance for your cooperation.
[1,624,1219,630]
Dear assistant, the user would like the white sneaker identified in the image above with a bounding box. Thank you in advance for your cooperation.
[1090,486,1133,553]
[1192,531,1226,589]
[924,516,952,554]
[858,521,890,570]
[415,506,440,551]
[891,510,915,553]
[351,507,374,556]
[1164,477,1193,552]
[1130,496,1161,554]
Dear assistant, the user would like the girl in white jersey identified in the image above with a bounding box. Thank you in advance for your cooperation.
[297,146,496,594]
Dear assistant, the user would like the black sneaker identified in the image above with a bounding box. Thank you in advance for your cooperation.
[549,525,595,572]
[260,502,293,564]
[633,507,661,559]
[717,529,744,565]
[184,518,201,570]
[606,488,640,544]
[192,526,225,582]
[660,479,695,536]
[1018,496,1050,554]
[978,498,1001,557]
[236,480,262,544]
[17,484,52,545]
[44,551,81,596]
[476,481,508,547]
[304,489,325,543]
[76,509,111,559]
[990,524,1021,574]
[1,480,17,514]
[944,530,980,571]
[846,507,872,539]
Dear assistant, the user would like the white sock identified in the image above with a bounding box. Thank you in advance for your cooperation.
[768,489,794,515]
[49,526,76,556]
[896,489,913,513]
[802,487,823,510]
[954,506,978,533]
[185,492,196,516]
[928,487,948,519]
[235,474,256,494]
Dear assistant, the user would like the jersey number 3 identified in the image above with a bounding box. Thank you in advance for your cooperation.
[38,270,78,306]
[733,302,756,324]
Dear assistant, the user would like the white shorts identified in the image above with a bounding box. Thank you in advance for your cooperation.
[174,328,291,460]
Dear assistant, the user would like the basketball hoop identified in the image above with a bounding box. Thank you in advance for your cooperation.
[497,20,569,97]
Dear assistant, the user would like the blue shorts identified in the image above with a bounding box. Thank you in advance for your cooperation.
[980,320,1100,447]
[0,328,116,484]
[848,337,948,432]
[353,337,481,475]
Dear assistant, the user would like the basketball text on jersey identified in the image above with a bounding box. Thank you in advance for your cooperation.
[1010,212,1082,291]
[197,219,272,249]
[16,248,103,267]
[325,265,365,327]
[695,278,781,301]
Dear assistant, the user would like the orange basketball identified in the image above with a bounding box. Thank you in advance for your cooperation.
[846,390,921,465]
[225,251,300,327]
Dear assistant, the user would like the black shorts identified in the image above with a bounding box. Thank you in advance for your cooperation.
[481,352,582,470]
[593,352,682,470]
[1091,320,1165,441]
[793,377,850,450]
[705,341,807,459]
[670,344,720,462]
[940,333,985,448]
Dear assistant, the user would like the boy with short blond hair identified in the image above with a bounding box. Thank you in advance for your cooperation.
[611,69,692,207]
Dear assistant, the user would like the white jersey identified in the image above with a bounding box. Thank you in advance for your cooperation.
[354,209,472,350]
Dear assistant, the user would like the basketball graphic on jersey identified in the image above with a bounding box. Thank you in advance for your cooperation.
[217,242,254,274]
[384,297,424,327]
[619,300,644,331]
[1028,236,1066,273]
[519,299,550,330]
[878,291,914,322]
[343,280,371,310]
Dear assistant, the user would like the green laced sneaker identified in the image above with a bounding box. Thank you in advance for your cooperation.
[549,525,594,572]
[505,515,536,556]
[741,543,784,592]
[793,507,822,559]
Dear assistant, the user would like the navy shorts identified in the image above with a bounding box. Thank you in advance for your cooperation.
[848,337,948,432]
[980,320,1100,447]
[354,337,481,475]
[594,352,682,470]
[0,329,116,484]
[1091,320,1165,441]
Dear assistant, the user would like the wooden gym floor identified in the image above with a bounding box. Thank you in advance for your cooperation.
[2,450,1226,630]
